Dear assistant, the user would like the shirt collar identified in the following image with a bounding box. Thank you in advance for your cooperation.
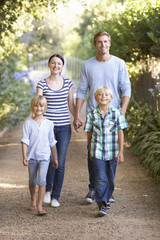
[93,105,115,115]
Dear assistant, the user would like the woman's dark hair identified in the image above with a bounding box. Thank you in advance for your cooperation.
[48,54,64,65]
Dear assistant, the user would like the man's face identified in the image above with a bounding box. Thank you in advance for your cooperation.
[94,35,111,56]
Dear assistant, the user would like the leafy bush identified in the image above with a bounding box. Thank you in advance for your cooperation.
[0,67,34,131]
[125,98,160,181]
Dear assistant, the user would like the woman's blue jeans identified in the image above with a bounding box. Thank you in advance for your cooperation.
[93,158,117,207]
[46,125,71,200]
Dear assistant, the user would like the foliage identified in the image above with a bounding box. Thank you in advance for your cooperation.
[20,19,63,62]
[0,0,68,131]
[125,98,160,180]
[74,0,160,62]
[0,67,33,131]
[0,0,67,61]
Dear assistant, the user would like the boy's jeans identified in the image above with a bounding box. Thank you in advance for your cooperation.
[93,158,117,207]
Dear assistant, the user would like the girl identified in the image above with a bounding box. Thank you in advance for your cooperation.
[36,54,75,208]
[21,95,58,215]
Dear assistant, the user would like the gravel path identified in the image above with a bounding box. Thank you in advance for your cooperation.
[0,70,159,240]
[0,120,160,240]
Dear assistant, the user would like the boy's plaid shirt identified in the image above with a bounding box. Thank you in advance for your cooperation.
[85,105,129,160]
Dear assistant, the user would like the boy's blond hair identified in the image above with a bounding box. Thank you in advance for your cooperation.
[94,86,113,99]
[30,95,47,115]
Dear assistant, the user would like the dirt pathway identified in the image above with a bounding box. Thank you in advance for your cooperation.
[0,116,160,240]
[0,71,160,240]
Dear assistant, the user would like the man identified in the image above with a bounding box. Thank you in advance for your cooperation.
[74,30,131,204]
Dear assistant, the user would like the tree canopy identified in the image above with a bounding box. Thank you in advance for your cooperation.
[0,0,67,61]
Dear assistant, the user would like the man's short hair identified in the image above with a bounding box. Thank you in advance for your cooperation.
[94,30,111,45]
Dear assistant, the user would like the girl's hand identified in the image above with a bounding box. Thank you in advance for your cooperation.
[23,157,28,166]
[53,159,58,169]
[117,152,124,164]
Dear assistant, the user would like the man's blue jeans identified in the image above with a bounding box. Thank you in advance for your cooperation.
[46,125,71,200]
[93,158,117,207]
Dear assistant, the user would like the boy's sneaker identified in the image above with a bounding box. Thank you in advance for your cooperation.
[109,196,115,203]
[98,207,107,217]
[43,192,51,203]
[85,190,95,203]
[106,202,111,209]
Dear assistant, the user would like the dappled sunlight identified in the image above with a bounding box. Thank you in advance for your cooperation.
[70,138,87,142]
[115,187,122,191]
[0,143,20,148]
[0,183,27,189]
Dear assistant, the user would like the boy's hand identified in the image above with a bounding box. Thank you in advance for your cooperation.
[23,157,28,166]
[53,159,58,169]
[89,151,93,161]
[117,152,124,164]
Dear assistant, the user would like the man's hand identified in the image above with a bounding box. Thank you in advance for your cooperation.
[73,118,84,132]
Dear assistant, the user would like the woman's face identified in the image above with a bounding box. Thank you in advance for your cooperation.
[48,56,63,75]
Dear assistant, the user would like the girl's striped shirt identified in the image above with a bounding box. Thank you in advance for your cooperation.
[37,78,73,126]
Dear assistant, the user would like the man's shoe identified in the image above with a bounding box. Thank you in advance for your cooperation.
[85,190,95,203]
[51,198,60,208]
[98,207,107,217]
[106,202,111,209]
[109,196,115,203]
[43,192,51,203]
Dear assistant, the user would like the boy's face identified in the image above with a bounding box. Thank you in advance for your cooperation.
[95,91,113,105]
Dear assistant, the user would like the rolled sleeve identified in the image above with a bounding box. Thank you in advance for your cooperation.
[21,122,30,146]
[119,61,131,98]
[118,112,129,130]
[76,63,88,100]
[48,124,57,147]
[84,112,93,132]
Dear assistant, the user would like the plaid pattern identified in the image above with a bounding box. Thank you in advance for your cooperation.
[85,105,129,160]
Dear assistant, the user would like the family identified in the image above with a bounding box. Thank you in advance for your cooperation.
[21,30,131,217]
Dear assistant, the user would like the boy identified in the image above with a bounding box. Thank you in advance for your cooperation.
[85,86,128,217]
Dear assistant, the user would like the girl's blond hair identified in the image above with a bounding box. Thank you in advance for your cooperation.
[94,86,113,99]
[30,95,47,116]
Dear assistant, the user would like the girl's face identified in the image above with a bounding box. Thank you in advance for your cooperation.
[48,56,63,75]
[33,103,45,116]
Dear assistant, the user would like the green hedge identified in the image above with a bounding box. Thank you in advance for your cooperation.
[0,68,33,131]
[125,98,160,181]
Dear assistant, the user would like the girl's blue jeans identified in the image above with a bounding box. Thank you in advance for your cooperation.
[28,159,49,186]
[93,157,117,207]
[46,125,71,200]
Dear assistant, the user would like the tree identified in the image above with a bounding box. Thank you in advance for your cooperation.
[0,0,67,61]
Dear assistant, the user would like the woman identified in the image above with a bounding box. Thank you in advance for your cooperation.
[36,54,75,208]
